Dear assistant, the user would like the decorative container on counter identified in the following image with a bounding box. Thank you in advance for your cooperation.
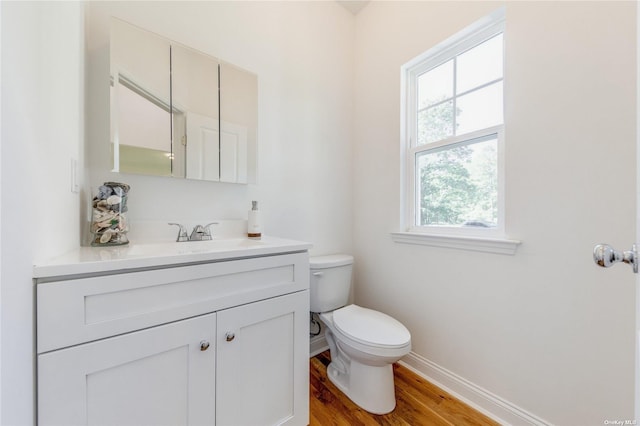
[90,182,130,246]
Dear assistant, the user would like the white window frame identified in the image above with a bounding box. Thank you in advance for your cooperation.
[394,8,520,254]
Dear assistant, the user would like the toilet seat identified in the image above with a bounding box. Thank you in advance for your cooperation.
[333,305,411,349]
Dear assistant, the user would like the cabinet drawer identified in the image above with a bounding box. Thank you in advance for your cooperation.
[37,252,309,353]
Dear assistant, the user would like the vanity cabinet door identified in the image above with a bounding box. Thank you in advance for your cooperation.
[38,313,216,426]
[216,290,309,426]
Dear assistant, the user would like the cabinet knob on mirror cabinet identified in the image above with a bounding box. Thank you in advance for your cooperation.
[200,340,210,351]
[225,332,235,342]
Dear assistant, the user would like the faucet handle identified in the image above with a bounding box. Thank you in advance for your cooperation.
[168,223,189,242]
[202,222,219,240]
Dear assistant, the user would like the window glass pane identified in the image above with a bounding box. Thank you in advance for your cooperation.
[456,81,503,135]
[417,136,497,227]
[418,60,454,109]
[457,34,503,94]
[418,101,454,145]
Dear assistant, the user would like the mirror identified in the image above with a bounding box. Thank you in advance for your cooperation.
[220,61,258,184]
[171,44,219,180]
[110,18,258,184]
[110,19,172,176]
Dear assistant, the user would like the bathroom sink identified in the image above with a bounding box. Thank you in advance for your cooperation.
[123,238,266,256]
[33,236,311,278]
[175,238,266,254]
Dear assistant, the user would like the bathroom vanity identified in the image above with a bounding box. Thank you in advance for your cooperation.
[33,237,311,426]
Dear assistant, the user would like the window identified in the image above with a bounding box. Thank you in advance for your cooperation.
[399,9,511,249]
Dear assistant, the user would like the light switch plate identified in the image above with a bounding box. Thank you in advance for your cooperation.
[70,158,79,193]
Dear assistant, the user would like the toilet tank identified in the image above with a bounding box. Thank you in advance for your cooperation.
[309,254,354,313]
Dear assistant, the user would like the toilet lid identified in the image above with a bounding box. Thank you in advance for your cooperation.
[333,305,411,348]
[309,254,353,269]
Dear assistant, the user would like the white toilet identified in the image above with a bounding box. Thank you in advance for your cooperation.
[310,254,411,415]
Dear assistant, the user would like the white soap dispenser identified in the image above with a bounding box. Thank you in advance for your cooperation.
[247,201,262,239]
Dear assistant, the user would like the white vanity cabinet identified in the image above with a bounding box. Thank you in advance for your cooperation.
[38,313,218,425]
[35,247,310,426]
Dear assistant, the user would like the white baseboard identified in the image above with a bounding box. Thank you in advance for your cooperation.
[400,351,552,426]
[310,335,328,357]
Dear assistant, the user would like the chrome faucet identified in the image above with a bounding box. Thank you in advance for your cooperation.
[189,223,218,241]
[169,222,218,242]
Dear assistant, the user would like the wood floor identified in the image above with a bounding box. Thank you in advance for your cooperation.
[310,351,500,426]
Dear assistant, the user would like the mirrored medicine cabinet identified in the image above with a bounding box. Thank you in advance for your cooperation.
[110,18,258,184]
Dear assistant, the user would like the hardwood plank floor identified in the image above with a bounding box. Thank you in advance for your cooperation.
[310,351,499,426]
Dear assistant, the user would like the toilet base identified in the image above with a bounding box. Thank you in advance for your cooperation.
[326,357,396,415]
[318,307,410,415]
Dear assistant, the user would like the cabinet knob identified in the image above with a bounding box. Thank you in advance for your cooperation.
[225,332,235,342]
[200,340,210,351]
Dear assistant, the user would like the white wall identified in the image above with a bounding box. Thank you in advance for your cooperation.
[353,2,636,424]
[0,2,353,422]
[0,3,3,422]
[86,1,355,254]
[1,1,85,424]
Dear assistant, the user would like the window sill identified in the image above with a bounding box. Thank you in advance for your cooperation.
[390,232,521,255]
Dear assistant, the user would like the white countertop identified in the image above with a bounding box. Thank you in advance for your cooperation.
[33,236,312,279]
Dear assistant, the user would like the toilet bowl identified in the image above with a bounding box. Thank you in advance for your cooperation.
[310,255,411,414]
